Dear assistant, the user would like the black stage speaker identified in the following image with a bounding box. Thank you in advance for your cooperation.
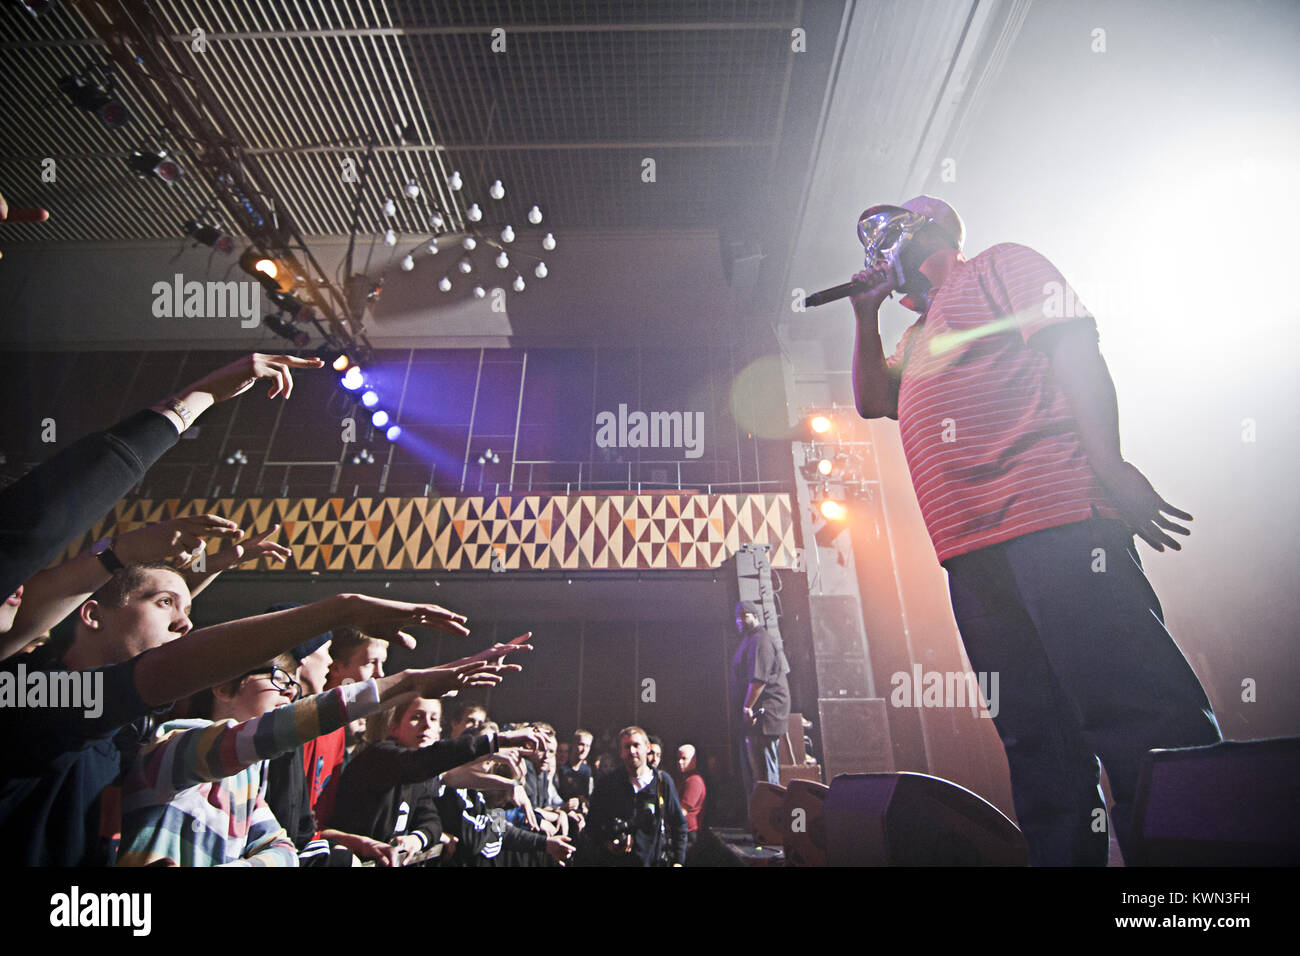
[808,593,871,698]
[824,772,1028,866]
[817,698,894,781]
[1129,737,1300,866]
[727,543,779,632]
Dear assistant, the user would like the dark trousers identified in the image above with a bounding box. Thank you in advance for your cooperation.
[944,518,1221,866]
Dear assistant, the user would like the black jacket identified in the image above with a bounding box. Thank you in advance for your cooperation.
[329,740,457,850]
[585,768,687,867]
[0,410,178,599]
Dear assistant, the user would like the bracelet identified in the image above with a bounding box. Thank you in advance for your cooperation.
[164,397,195,428]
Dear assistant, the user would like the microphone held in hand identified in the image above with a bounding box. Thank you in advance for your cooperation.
[803,280,869,308]
[802,264,898,308]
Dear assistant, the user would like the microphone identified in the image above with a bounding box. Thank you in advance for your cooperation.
[802,265,898,308]
[802,280,869,308]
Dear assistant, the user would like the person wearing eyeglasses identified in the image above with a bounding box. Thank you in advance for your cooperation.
[115,653,516,867]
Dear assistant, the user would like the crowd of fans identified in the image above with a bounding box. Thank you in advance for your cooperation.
[0,352,712,867]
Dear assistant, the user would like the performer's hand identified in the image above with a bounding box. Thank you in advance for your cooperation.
[849,266,897,319]
[1102,461,1192,552]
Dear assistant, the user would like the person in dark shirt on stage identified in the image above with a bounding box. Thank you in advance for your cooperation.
[729,601,791,799]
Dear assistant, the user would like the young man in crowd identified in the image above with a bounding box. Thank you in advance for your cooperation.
[558,729,595,811]
[0,561,471,866]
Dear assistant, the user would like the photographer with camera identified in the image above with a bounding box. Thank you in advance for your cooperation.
[584,726,686,867]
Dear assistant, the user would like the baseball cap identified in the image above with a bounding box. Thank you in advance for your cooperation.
[900,195,965,250]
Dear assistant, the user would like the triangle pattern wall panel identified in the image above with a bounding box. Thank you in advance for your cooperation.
[61,494,796,572]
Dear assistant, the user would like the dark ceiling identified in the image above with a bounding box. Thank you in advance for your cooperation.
[0,0,807,245]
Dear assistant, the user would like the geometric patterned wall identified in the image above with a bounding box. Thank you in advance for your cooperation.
[66,493,796,572]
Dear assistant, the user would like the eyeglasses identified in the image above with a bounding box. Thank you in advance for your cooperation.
[245,666,301,700]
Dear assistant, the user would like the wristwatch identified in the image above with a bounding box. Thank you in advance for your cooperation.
[91,536,124,573]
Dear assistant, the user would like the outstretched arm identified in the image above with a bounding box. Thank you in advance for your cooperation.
[132,593,470,708]
[0,352,322,601]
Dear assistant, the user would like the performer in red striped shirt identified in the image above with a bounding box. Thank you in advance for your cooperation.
[851,197,1221,866]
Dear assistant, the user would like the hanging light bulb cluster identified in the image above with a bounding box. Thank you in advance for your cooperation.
[377,170,553,301]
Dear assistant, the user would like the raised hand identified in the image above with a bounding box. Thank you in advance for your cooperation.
[200,524,292,573]
[497,727,547,754]
[1102,461,1193,552]
[185,352,324,403]
[849,264,899,318]
[114,514,243,567]
[445,632,534,668]
[407,660,520,698]
[339,594,471,643]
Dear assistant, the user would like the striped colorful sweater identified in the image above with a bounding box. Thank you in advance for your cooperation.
[117,680,380,867]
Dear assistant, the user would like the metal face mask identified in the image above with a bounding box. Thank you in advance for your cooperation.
[857,206,934,289]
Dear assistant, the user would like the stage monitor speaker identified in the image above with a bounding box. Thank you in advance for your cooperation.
[817,698,894,780]
[782,780,830,866]
[824,772,1028,866]
[748,782,787,847]
[1129,737,1300,866]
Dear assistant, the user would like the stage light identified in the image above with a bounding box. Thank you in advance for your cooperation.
[467,203,482,222]
[341,366,364,390]
[542,232,556,251]
[182,220,233,254]
[449,171,463,190]
[383,229,397,246]
[489,179,505,200]
[401,255,414,271]
[331,353,350,372]
[430,212,445,230]
[513,275,526,292]
[535,262,548,279]
[462,237,477,251]
[501,225,515,243]
[496,251,509,269]
[57,69,129,128]
[473,286,485,298]
[382,198,397,217]
[404,182,420,199]
[371,410,389,428]
[239,249,294,294]
[351,448,375,465]
[361,390,379,408]
[810,415,832,434]
[128,148,182,184]
[817,458,833,476]
[819,498,847,521]
[263,312,308,347]
[438,277,452,292]
[224,449,248,466]
[458,258,473,274]
[386,424,402,441]
[528,205,543,225]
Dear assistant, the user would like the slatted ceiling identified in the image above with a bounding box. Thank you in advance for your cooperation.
[1,0,801,245]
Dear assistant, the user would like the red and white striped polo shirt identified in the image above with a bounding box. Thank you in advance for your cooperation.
[887,242,1119,563]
